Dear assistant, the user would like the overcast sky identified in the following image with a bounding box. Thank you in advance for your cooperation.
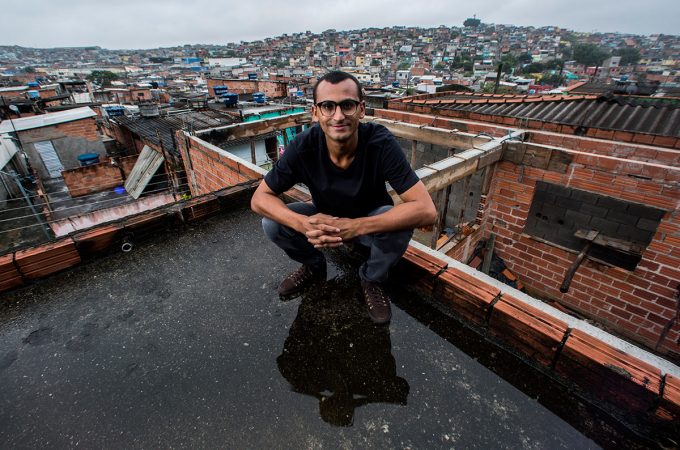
[2,0,678,50]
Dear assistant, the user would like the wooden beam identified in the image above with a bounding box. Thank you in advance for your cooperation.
[410,140,418,169]
[364,117,493,149]
[250,140,256,164]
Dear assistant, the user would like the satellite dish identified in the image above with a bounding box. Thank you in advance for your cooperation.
[8,105,19,113]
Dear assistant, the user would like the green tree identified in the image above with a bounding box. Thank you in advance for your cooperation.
[521,62,545,74]
[518,52,533,65]
[500,54,517,72]
[22,66,36,73]
[572,43,610,67]
[544,59,564,70]
[86,70,119,87]
[613,47,641,66]
[463,17,481,27]
[397,62,411,70]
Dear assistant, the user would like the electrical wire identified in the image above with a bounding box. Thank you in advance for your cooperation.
[0,176,180,205]
[0,178,187,213]
[0,184,189,231]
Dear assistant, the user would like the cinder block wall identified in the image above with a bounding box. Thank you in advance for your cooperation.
[176,132,263,196]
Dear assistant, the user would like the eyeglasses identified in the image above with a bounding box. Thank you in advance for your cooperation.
[315,100,361,117]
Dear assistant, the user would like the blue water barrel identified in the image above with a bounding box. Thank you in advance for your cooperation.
[392,81,400,87]
[27,90,40,99]
[253,92,266,103]
[77,153,100,166]
[248,73,257,80]
[27,81,39,87]
[223,93,238,106]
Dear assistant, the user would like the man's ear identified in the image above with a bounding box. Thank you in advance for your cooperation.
[358,101,366,119]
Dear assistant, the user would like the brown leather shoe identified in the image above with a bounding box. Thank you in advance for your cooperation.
[361,280,392,324]
[278,265,326,298]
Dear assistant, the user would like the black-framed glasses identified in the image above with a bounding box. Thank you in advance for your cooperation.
[315,100,361,117]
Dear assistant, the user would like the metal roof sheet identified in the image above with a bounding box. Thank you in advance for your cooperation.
[113,110,236,154]
[0,106,96,134]
[432,97,680,138]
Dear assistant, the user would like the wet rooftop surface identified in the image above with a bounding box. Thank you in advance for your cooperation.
[0,208,651,448]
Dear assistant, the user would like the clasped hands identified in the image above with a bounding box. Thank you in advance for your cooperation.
[301,213,361,249]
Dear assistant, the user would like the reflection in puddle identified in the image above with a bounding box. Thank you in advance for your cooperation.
[277,276,409,427]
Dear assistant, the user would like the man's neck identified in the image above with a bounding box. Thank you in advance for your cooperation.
[326,132,359,170]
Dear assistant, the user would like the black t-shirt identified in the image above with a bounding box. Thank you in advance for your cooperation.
[264,122,419,218]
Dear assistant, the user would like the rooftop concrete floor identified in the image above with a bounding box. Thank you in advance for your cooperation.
[0,208,650,448]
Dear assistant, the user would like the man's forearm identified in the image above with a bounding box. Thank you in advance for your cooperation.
[356,200,435,236]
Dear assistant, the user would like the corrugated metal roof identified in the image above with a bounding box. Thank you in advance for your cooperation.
[114,110,237,154]
[429,96,680,138]
[0,106,96,133]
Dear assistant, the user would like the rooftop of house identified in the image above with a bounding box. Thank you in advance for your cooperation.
[0,106,96,133]
[0,206,648,448]
[113,110,238,154]
[392,92,680,138]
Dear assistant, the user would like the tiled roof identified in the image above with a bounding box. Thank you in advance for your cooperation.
[114,110,237,154]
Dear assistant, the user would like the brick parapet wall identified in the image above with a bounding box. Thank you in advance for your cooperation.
[53,117,100,142]
[0,183,256,293]
[397,243,680,429]
[485,158,680,360]
[177,132,264,197]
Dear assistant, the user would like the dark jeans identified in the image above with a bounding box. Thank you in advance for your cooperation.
[262,202,413,283]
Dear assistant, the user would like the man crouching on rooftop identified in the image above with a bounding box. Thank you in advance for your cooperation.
[251,70,436,324]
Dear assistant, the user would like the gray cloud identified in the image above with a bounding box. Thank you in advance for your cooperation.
[2,0,678,49]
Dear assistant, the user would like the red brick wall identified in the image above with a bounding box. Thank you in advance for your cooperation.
[62,160,121,197]
[61,155,138,197]
[484,157,680,360]
[177,133,263,196]
[206,78,287,98]
[374,108,680,360]
[53,117,100,141]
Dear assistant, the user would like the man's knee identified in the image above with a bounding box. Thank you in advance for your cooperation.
[262,216,282,240]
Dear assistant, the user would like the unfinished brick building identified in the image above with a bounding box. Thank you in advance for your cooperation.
[381,91,680,362]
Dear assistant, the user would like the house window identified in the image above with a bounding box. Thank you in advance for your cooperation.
[523,181,665,270]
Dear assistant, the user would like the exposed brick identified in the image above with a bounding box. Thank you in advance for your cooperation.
[656,374,680,422]
[555,329,662,413]
[435,267,500,325]
[488,294,569,367]
[15,239,81,279]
